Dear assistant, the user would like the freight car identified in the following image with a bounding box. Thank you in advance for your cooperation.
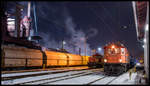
[103,42,130,75]
[88,53,103,68]
[1,45,89,70]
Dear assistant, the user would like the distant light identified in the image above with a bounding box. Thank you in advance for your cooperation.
[136,63,141,66]
[7,18,15,21]
[143,38,146,43]
[98,47,102,51]
[63,41,66,45]
[28,36,31,40]
[145,24,148,31]
[7,21,15,25]
[142,45,144,48]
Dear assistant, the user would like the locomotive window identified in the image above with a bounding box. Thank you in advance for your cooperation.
[107,48,119,54]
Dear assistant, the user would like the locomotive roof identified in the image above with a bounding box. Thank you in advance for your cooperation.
[103,42,126,49]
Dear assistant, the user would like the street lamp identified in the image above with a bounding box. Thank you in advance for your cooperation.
[97,47,102,52]
[142,45,144,48]
[62,40,66,49]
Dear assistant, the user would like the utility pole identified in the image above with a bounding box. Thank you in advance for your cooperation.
[84,37,87,56]
[62,40,66,50]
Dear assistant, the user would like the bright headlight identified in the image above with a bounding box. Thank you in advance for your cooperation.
[119,59,122,62]
[104,59,107,62]
[136,63,140,66]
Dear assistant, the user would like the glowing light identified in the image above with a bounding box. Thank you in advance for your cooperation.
[98,47,102,51]
[111,45,115,48]
[7,18,15,21]
[104,59,107,62]
[143,38,146,43]
[119,59,122,62]
[145,24,148,31]
[63,41,66,45]
[142,45,144,48]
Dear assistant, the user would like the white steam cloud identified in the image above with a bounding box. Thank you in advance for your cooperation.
[37,3,93,56]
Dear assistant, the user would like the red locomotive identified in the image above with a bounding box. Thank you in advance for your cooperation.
[103,42,129,75]
[88,53,104,68]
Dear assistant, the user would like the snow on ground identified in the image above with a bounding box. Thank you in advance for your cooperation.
[1,71,87,85]
[91,76,116,85]
[47,73,105,85]
[25,71,94,85]
[109,72,137,85]
[2,69,65,78]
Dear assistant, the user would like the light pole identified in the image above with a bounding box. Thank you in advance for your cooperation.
[62,40,66,50]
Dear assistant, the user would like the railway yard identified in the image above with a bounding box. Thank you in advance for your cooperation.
[1,1,149,85]
[1,66,139,85]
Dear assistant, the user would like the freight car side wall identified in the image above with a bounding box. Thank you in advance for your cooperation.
[1,45,90,69]
[82,56,89,65]
[45,50,87,66]
[2,45,43,68]
[45,51,68,66]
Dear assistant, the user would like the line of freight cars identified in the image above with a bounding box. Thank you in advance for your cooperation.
[1,45,89,70]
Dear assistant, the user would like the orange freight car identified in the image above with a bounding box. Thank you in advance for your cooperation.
[1,45,89,70]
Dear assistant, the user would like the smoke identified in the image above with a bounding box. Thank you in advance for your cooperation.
[39,32,61,49]
[60,7,92,56]
[37,3,92,56]
[86,28,98,39]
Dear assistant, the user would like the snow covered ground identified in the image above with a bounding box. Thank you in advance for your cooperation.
[2,68,139,85]
[47,72,138,85]
[109,72,137,85]
[1,69,99,85]
[2,67,88,78]
[47,73,105,85]
[2,70,64,78]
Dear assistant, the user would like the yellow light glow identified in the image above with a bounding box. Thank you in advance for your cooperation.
[104,59,107,62]
[112,45,115,48]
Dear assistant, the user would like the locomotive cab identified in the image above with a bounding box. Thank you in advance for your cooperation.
[103,43,129,75]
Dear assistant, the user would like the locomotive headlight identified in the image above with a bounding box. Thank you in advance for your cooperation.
[119,59,122,62]
[104,59,107,62]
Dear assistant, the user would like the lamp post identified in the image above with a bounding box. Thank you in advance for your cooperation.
[62,40,66,49]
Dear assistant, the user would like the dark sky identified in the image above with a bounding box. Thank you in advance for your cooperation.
[6,1,144,57]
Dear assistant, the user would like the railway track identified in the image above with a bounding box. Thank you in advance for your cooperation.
[2,66,88,74]
[2,68,102,85]
[106,77,119,85]
[2,67,90,81]
[44,69,104,85]
[86,74,120,85]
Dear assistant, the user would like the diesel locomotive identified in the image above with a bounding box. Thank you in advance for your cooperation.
[87,53,104,68]
[103,42,130,75]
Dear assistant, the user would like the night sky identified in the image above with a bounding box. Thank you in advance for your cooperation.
[6,1,144,57]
